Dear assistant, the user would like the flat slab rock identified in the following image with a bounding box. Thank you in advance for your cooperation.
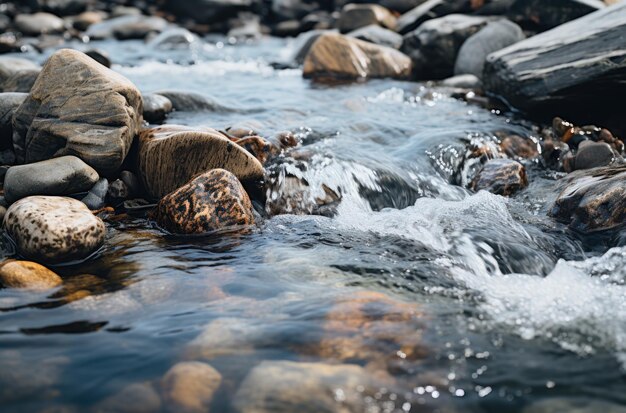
[12,48,143,176]
[303,33,413,80]
[138,125,264,200]
[483,3,626,122]
[4,196,106,264]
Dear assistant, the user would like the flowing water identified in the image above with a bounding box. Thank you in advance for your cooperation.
[1,36,625,412]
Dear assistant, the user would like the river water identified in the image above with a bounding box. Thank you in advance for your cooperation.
[1,36,625,412]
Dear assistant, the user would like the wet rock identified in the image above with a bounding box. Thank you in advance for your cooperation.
[483,4,626,127]
[508,0,605,31]
[95,382,161,413]
[40,0,91,16]
[15,13,65,36]
[161,362,222,413]
[153,90,232,112]
[12,49,143,176]
[471,158,528,196]
[84,49,111,68]
[142,93,173,123]
[86,15,168,40]
[162,0,261,24]
[236,136,276,165]
[396,0,480,34]
[107,179,130,200]
[4,155,99,203]
[549,165,626,233]
[0,33,21,54]
[4,196,106,263]
[185,318,263,360]
[154,169,254,234]
[233,361,394,413]
[441,73,481,88]
[147,28,198,49]
[564,141,616,172]
[81,178,108,210]
[381,0,431,13]
[0,57,40,86]
[0,93,26,161]
[401,14,491,79]
[523,397,626,413]
[291,30,336,65]
[499,134,538,159]
[303,33,412,80]
[454,19,524,79]
[227,16,264,41]
[337,4,397,33]
[73,11,105,31]
[138,125,264,200]
[0,260,62,290]
[347,24,403,49]
[2,69,39,93]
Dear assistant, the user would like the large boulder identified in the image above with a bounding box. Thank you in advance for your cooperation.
[12,49,143,176]
[303,33,412,80]
[508,0,605,31]
[233,361,394,413]
[4,196,106,263]
[483,3,626,130]
[337,4,397,33]
[138,125,263,200]
[153,169,255,234]
[549,165,626,233]
[4,155,99,203]
[454,19,524,79]
[401,14,491,79]
[396,0,479,34]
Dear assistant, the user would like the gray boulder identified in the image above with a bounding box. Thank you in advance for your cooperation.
[15,13,65,36]
[347,24,403,49]
[401,14,491,79]
[454,19,524,79]
[0,93,27,153]
[396,0,478,34]
[86,15,169,40]
[142,93,173,123]
[4,155,99,203]
[0,57,40,86]
[508,0,605,31]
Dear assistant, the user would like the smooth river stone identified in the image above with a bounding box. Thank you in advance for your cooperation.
[471,158,528,196]
[4,155,99,203]
[161,361,222,413]
[138,125,264,200]
[303,33,413,80]
[4,196,106,264]
[154,169,255,234]
[0,260,62,290]
[12,48,143,176]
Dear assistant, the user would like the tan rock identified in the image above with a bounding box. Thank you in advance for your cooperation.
[337,4,397,33]
[0,260,62,290]
[94,382,161,413]
[303,33,412,80]
[138,125,264,200]
[161,362,222,413]
[471,159,528,196]
[12,49,143,176]
[4,196,106,264]
[154,169,254,234]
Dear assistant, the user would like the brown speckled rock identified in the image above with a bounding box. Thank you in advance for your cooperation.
[236,136,277,165]
[161,362,222,413]
[0,260,62,290]
[550,165,626,233]
[303,33,412,80]
[4,196,106,264]
[471,158,528,196]
[138,125,264,200]
[12,49,143,176]
[154,169,254,234]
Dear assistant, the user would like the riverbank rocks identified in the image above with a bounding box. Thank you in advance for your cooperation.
[0,260,62,290]
[161,362,222,413]
[563,141,616,172]
[4,156,99,203]
[396,0,480,34]
[163,0,261,24]
[85,15,169,40]
[138,125,264,200]
[0,92,26,163]
[483,3,626,128]
[401,14,491,79]
[303,33,412,80]
[337,4,397,33]
[12,49,142,176]
[15,13,65,36]
[4,196,106,263]
[347,24,403,49]
[233,361,394,413]
[454,19,524,79]
[142,93,173,124]
[0,57,40,86]
[471,158,528,196]
[549,166,626,233]
[508,0,605,31]
[154,169,255,234]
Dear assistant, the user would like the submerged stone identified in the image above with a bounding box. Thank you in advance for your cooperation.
[0,260,62,290]
[161,362,222,413]
[471,158,528,196]
[4,196,106,263]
